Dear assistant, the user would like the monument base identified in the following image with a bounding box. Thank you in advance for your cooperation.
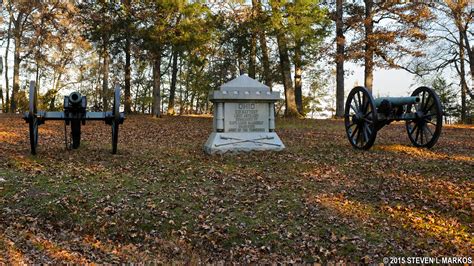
[204,132,285,154]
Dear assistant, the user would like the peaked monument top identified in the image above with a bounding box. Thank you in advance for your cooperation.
[220,74,269,91]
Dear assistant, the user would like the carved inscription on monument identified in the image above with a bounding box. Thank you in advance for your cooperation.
[225,103,268,132]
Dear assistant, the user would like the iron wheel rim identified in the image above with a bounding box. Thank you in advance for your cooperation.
[344,86,378,150]
[29,117,38,155]
[406,86,443,148]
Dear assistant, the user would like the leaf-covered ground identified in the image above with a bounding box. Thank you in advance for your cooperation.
[0,114,472,263]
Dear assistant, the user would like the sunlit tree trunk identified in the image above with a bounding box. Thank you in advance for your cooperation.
[34,63,40,90]
[276,34,298,117]
[335,0,345,117]
[195,97,200,114]
[256,0,272,89]
[10,12,23,113]
[294,41,303,114]
[272,2,299,117]
[49,72,62,110]
[459,20,473,99]
[259,32,272,89]
[142,84,148,114]
[0,57,4,110]
[249,0,258,79]
[237,43,244,75]
[4,7,12,113]
[190,92,195,114]
[102,45,109,110]
[179,88,184,115]
[364,0,374,92]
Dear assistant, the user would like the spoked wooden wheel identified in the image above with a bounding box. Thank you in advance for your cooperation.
[406,86,443,148]
[28,81,39,155]
[344,86,378,150]
[111,85,121,154]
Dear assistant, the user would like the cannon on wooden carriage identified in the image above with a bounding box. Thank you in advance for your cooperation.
[344,86,443,150]
[23,81,125,155]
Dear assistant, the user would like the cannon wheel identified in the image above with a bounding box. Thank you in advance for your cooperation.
[111,86,120,154]
[28,81,39,155]
[344,86,378,150]
[406,87,443,148]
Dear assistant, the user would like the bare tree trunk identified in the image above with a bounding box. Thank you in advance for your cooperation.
[248,0,257,79]
[460,27,474,98]
[459,30,467,123]
[182,62,190,114]
[10,12,23,113]
[34,62,41,108]
[294,41,303,114]
[237,44,245,75]
[248,0,258,79]
[123,0,132,113]
[195,97,199,114]
[272,1,299,117]
[256,0,272,89]
[48,72,62,110]
[4,7,12,113]
[364,0,374,92]
[276,33,298,117]
[134,83,139,112]
[179,88,184,115]
[167,48,179,115]
[142,83,148,114]
[161,81,165,114]
[102,44,109,110]
[152,52,162,117]
[249,32,257,79]
[335,0,345,118]
[190,92,195,114]
[0,57,3,110]
[259,32,272,89]
[35,62,40,89]
[124,36,132,113]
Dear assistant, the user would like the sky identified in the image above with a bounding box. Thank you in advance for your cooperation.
[345,62,419,97]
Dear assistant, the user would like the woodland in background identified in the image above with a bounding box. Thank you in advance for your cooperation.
[0,0,472,123]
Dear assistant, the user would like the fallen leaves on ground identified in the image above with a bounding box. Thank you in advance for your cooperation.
[0,114,472,263]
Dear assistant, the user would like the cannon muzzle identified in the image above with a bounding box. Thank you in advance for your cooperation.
[69,91,82,105]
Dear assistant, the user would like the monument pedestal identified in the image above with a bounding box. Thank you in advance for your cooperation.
[204,132,285,154]
[204,74,285,154]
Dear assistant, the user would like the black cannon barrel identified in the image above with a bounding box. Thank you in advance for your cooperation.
[374,96,420,107]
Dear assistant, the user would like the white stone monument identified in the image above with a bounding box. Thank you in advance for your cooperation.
[204,74,285,154]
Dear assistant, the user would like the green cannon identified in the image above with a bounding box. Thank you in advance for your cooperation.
[344,86,443,150]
